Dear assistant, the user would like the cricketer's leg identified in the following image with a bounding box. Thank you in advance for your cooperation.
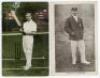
[23,36,33,70]
[70,40,77,64]
[78,40,90,64]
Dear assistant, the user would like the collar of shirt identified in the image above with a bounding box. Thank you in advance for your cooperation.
[72,15,78,22]
[26,19,33,23]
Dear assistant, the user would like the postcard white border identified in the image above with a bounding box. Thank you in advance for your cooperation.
[49,1,98,76]
[0,0,99,78]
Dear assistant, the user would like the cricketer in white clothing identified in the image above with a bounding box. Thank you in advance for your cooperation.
[11,11,37,70]
[22,13,37,70]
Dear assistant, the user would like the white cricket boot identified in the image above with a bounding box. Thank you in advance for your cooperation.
[23,64,32,70]
[81,60,90,65]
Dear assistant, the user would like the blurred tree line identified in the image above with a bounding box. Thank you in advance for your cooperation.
[2,2,48,32]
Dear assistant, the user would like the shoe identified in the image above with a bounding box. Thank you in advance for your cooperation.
[81,61,90,65]
[23,65,31,70]
[72,61,76,65]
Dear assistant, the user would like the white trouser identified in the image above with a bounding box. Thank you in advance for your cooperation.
[70,40,87,63]
[23,35,33,66]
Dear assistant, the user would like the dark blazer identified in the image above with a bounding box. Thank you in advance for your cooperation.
[64,16,84,40]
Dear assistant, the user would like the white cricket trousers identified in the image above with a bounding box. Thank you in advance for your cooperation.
[23,35,33,66]
[70,40,87,63]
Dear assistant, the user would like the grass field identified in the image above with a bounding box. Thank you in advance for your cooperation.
[2,33,49,76]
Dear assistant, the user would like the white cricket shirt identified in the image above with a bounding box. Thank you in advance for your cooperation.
[23,20,37,33]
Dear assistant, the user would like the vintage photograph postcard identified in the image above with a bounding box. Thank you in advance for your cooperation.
[53,1,97,75]
[2,2,49,76]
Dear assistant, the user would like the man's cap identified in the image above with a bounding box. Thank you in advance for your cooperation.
[25,13,32,16]
[71,7,78,11]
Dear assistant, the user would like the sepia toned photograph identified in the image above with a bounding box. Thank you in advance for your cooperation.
[55,2,97,73]
[1,1,98,76]
[2,2,49,76]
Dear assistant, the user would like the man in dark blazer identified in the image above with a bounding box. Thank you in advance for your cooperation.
[64,7,90,65]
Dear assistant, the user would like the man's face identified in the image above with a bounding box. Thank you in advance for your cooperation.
[25,14,32,21]
[71,11,78,16]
